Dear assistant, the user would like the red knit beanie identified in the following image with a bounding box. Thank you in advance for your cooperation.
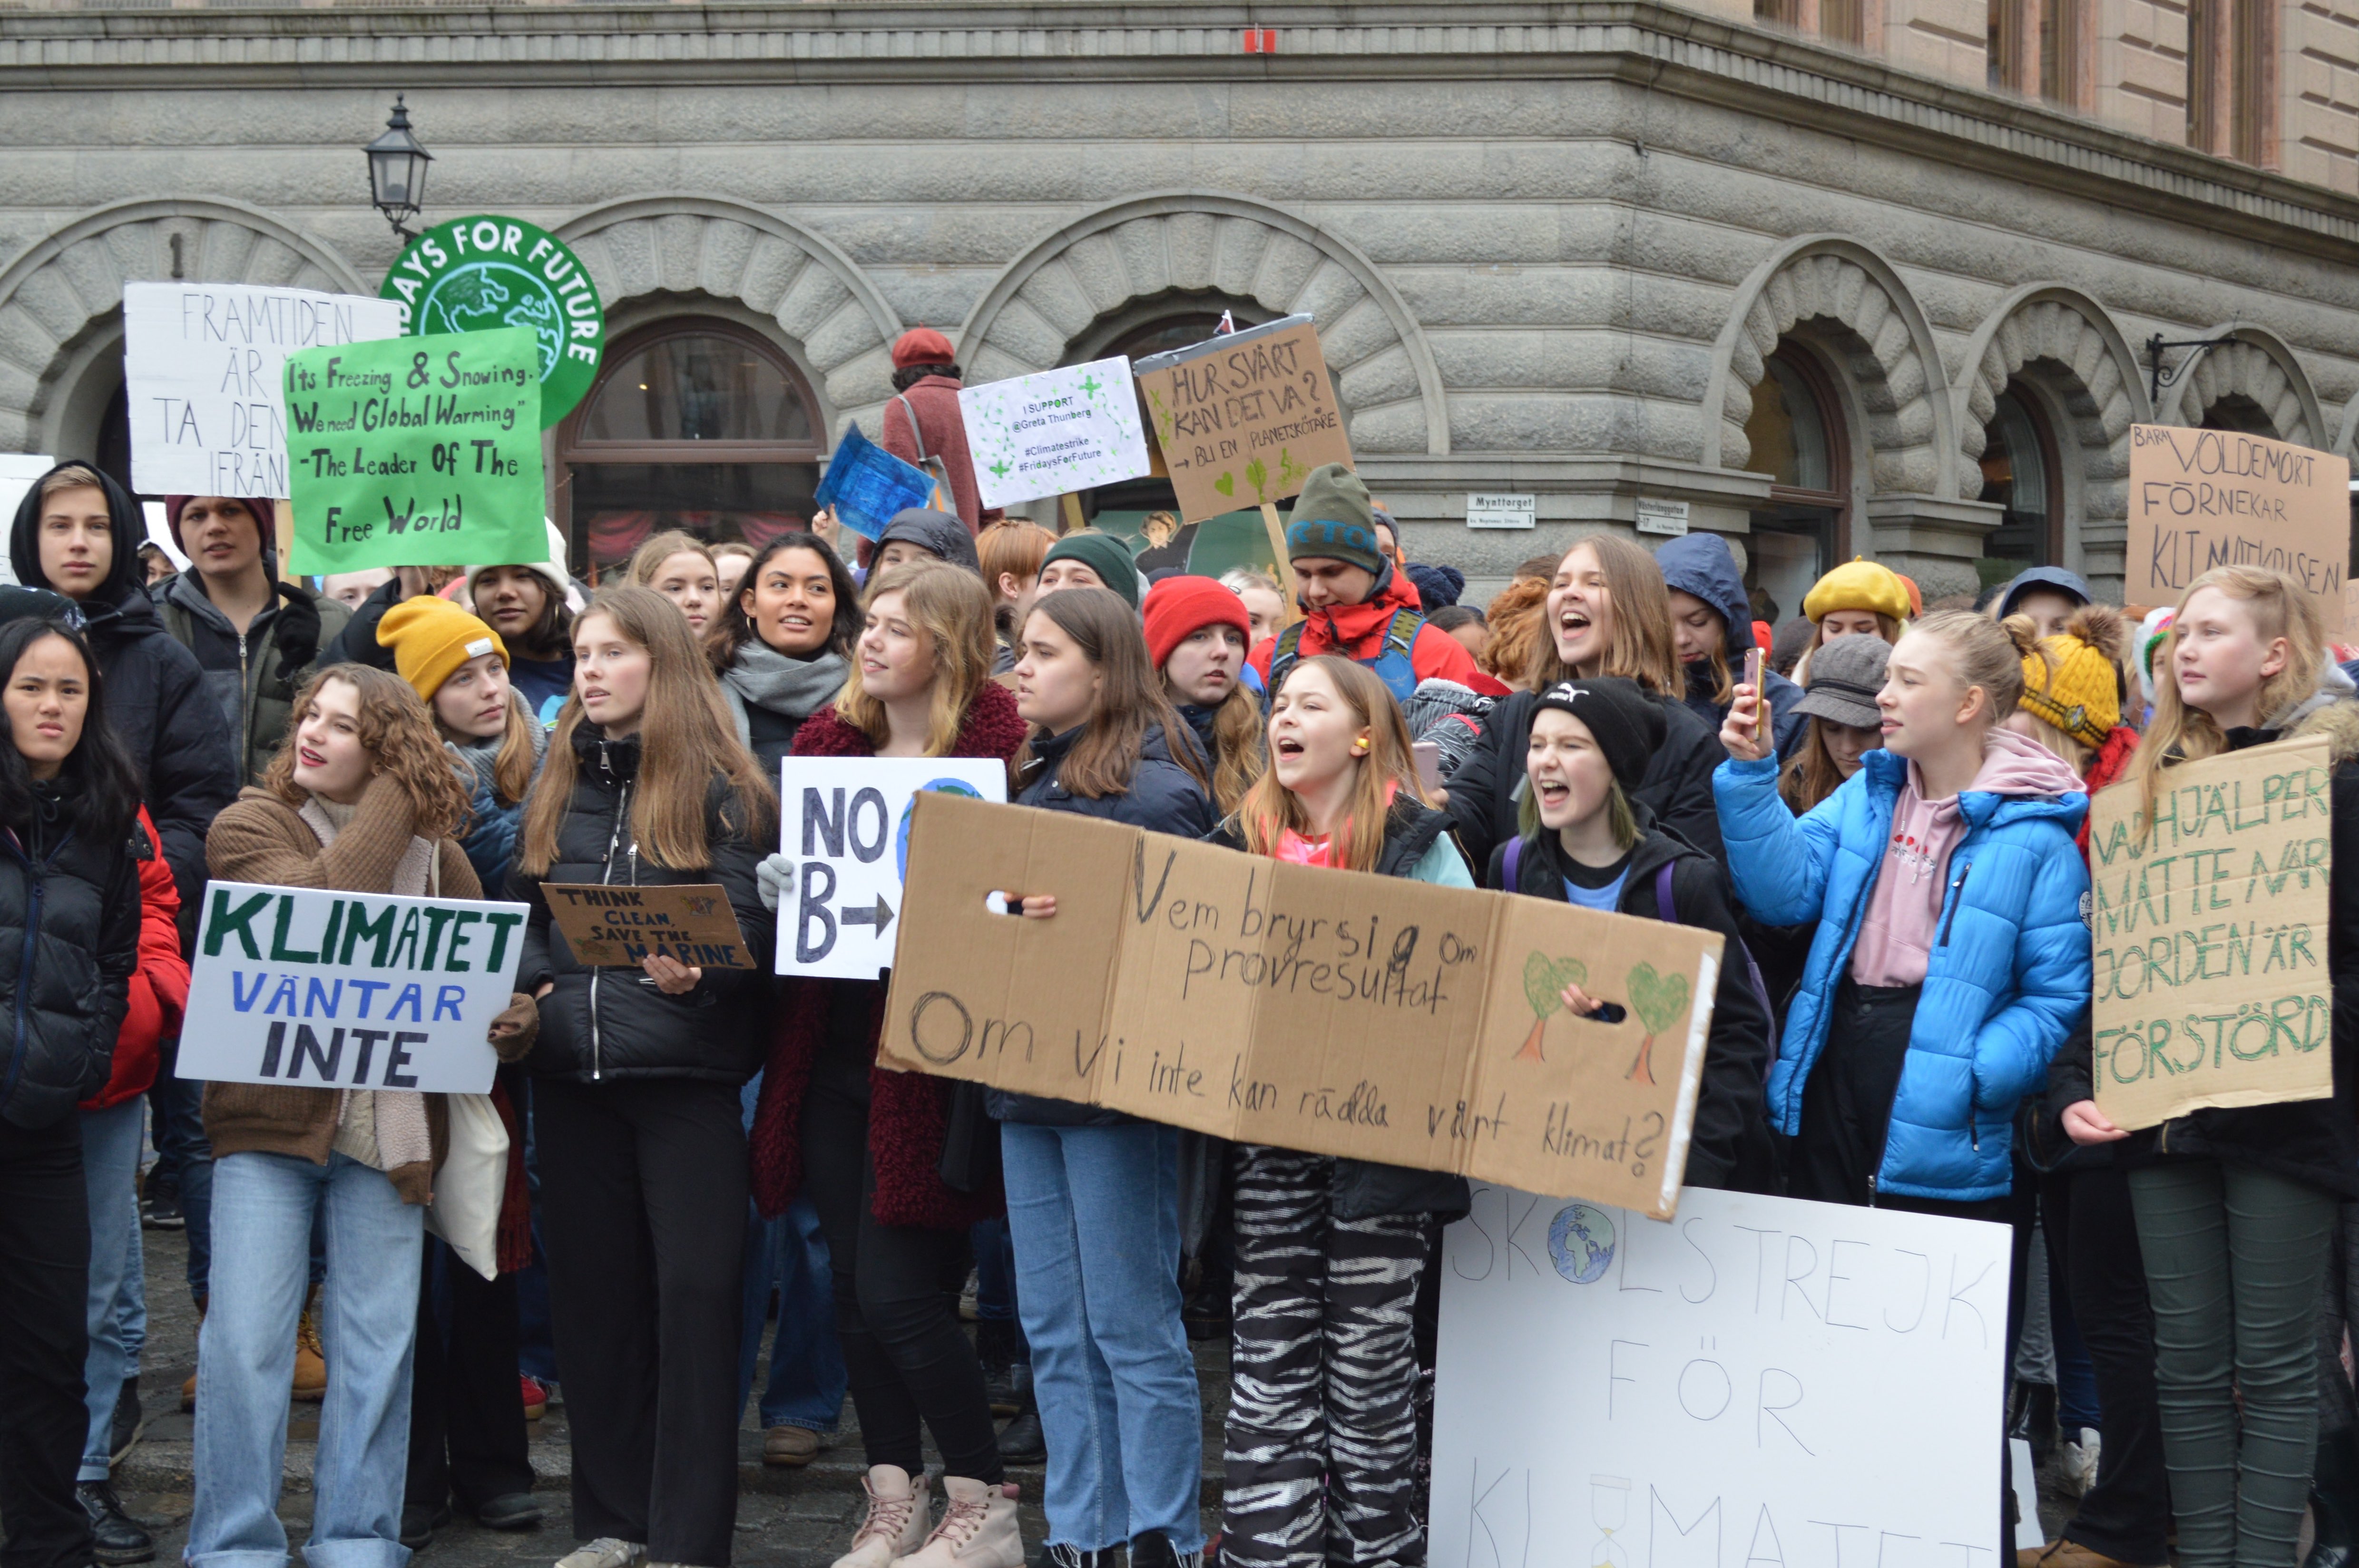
[165,495,275,559]
[1143,575,1252,671]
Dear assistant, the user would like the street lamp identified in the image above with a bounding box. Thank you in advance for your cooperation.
[364,95,432,244]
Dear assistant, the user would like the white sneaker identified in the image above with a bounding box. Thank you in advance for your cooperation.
[833,1465,932,1568]
[557,1541,647,1568]
[891,1477,1022,1568]
[2061,1427,2101,1496]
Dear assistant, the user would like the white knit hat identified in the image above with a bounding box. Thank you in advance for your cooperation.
[464,520,582,613]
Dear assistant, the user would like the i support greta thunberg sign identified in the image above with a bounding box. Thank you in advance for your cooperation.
[2089,738,2336,1130]
[177,882,531,1096]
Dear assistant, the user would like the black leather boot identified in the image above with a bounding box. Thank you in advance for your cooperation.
[78,1480,155,1565]
[997,1362,1046,1463]
[1133,1533,1204,1568]
[2308,1427,2359,1568]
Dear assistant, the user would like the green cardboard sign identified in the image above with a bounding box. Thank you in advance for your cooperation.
[283,327,548,575]
[379,215,604,426]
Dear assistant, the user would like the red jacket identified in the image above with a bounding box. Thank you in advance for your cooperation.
[1247,567,1480,690]
[2074,725,2138,860]
[748,681,1028,1228]
[880,375,1002,536]
[82,808,186,1112]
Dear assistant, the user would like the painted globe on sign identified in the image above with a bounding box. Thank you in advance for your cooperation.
[382,215,605,426]
[415,262,567,380]
[897,779,987,882]
[1548,1202,1616,1285]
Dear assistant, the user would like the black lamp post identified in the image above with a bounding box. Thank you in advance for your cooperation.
[364,96,432,244]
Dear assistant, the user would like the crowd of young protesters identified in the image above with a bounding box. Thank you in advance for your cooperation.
[4,321,2358,1568]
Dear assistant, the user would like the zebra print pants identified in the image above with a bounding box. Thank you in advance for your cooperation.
[1222,1145,1436,1568]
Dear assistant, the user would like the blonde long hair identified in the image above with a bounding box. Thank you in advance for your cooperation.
[1204,682,1265,814]
[1529,535,1682,697]
[2124,565,2325,841]
[1238,656,1426,871]
[834,561,997,757]
[518,586,777,876]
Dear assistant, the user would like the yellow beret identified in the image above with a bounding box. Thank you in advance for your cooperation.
[377,594,508,702]
[1802,558,1911,625]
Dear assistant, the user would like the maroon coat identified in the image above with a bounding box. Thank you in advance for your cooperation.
[748,681,1028,1227]
[880,375,1002,535]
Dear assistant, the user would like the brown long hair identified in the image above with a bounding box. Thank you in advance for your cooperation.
[2124,565,2325,842]
[1478,573,1551,688]
[1239,656,1426,871]
[264,664,473,843]
[834,562,998,756]
[517,586,777,876]
[1204,682,1265,814]
[457,689,543,808]
[1530,535,1682,696]
[1778,719,1854,815]
[1022,588,1210,800]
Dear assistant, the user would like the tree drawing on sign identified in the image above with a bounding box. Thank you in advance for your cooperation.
[1519,952,1586,1062]
[1625,964,1690,1085]
[1243,456,1270,501]
[1275,447,1309,494]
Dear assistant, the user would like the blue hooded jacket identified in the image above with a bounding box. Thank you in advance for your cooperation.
[1653,532,1806,760]
[1712,749,2091,1202]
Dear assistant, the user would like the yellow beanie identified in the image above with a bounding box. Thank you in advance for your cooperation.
[2018,604,2124,749]
[1802,558,1911,625]
[377,595,508,701]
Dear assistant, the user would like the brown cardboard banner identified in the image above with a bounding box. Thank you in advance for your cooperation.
[2127,423,2352,634]
[1132,315,1354,527]
[876,795,1724,1219]
[540,882,757,970]
[2089,736,2335,1130]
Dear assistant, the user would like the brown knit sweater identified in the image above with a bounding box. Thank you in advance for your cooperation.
[201,778,533,1205]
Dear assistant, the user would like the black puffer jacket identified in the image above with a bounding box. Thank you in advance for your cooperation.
[509,728,775,1084]
[0,786,141,1130]
[1484,814,1773,1192]
[8,465,240,943]
[1445,687,1726,875]
[1209,797,1475,1222]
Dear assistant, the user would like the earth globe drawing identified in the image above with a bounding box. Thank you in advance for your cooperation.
[896,779,988,882]
[414,263,566,380]
[1549,1203,1616,1285]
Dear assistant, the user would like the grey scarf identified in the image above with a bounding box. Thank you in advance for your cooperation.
[722,644,849,749]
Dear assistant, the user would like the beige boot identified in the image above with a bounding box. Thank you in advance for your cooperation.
[830,1466,931,1568]
[180,1299,206,1411]
[891,1477,1022,1568]
[292,1284,327,1402]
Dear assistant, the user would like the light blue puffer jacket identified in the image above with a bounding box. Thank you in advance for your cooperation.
[1713,750,2092,1201]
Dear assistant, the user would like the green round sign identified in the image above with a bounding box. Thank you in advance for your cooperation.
[380,214,604,427]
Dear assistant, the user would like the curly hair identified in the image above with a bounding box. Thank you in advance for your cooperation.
[1478,573,1552,688]
[262,663,473,842]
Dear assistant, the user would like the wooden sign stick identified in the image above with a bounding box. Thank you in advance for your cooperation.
[1258,502,1301,626]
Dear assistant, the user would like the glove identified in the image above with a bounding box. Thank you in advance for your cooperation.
[487,991,539,1063]
[756,852,795,914]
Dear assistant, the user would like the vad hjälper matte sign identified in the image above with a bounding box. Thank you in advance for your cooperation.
[178,882,530,1096]
[778,759,1009,979]
[380,215,605,427]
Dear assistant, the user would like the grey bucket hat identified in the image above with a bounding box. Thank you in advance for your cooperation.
[1793,633,1892,730]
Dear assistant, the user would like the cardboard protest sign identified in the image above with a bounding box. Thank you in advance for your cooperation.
[125,284,405,499]
[541,884,756,970]
[380,215,606,426]
[178,881,529,1095]
[779,760,1010,978]
[813,425,936,541]
[282,326,547,576]
[1430,1184,2010,1568]
[2089,737,2336,1130]
[958,357,1153,509]
[1132,314,1353,526]
[877,795,1724,1218]
[2128,423,2352,633]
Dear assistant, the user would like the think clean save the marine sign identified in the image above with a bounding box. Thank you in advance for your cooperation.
[380,214,605,426]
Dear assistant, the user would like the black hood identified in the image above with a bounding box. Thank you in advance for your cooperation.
[9,462,146,606]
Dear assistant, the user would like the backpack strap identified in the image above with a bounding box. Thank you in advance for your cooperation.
[1654,860,1678,923]
[1648,855,1779,1057]
[1268,620,1309,693]
[1503,835,1524,893]
[1384,607,1426,661]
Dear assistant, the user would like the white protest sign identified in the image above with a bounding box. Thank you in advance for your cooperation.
[958,357,1153,509]
[1431,1185,2011,1568]
[779,759,1008,978]
[0,455,52,585]
[178,881,530,1095]
[124,282,404,497]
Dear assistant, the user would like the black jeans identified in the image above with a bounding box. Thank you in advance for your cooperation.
[0,1116,93,1568]
[801,1085,1001,1483]
[536,1077,746,1567]
[407,1237,535,1512]
[2043,1164,2171,1564]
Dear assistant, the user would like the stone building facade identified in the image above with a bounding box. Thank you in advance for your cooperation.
[2,0,2356,606]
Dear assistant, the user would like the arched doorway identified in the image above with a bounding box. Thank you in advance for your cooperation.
[1978,383,2063,576]
[557,316,826,576]
[1742,347,1850,626]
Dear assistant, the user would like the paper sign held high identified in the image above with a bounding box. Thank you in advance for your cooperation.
[1131,315,1353,526]
[878,795,1723,1218]
[2127,423,2351,633]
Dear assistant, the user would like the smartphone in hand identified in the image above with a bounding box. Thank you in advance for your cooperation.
[1743,645,1764,692]
[1412,740,1443,790]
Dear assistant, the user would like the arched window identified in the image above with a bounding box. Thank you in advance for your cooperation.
[1979,385,2062,569]
[1743,348,1850,627]
[558,317,826,575]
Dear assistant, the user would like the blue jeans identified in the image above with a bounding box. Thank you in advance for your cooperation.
[189,1150,423,1568]
[1002,1121,1201,1551]
[78,1100,145,1480]
[735,1074,846,1432]
[148,1049,213,1303]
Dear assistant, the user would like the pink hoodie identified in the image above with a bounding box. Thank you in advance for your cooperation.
[1849,729,2085,987]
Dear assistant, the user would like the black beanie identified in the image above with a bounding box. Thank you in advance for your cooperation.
[1531,677,1663,794]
